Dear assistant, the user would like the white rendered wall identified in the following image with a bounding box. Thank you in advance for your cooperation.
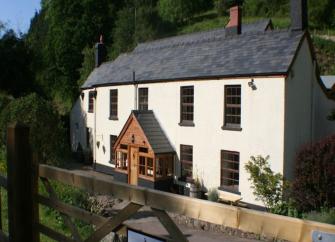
[283,39,314,180]
[72,76,286,206]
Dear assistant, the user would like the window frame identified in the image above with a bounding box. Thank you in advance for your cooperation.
[179,86,194,126]
[180,145,193,182]
[88,91,95,113]
[222,85,242,131]
[138,155,154,178]
[109,135,117,165]
[138,88,149,111]
[220,150,240,194]
[109,89,118,120]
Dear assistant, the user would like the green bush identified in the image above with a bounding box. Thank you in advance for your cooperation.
[0,93,68,165]
[303,208,335,225]
[245,155,285,211]
[207,188,219,202]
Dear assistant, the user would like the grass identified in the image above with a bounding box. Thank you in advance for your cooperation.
[0,148,94,241]
[177,10,291,35]
[303,208,335,225]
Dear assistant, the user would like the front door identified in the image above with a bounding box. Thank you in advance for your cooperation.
[129,146,138,185]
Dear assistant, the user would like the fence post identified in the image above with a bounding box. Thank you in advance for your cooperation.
[7,123,39,242]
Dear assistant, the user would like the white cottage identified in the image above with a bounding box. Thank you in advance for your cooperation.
[70,0,335,207]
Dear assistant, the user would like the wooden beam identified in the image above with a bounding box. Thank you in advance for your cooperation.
[85,202,142,242]
[37,195,107,226]
[7,124,39,242]
[38,223,76,242]
[152,208,188,242]
[40,177,82,242]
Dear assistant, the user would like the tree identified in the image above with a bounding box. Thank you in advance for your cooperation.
[0,93,68,164]
[158,0,208,24]
[245,155,285,211]
[0,30,34,97]
[78,46,95,87]
[111,0,159,59]
[291,135,335,212]
[308,0,335,29]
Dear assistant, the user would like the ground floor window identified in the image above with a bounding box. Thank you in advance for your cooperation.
[156,155,174,178]
[221,150,240,192]
[139,156,154,177]
[110,135,117,164]
[116,151,128,170]
[180,145,193,181]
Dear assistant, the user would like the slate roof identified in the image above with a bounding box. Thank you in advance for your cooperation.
[82,19,304,89]
[133,110,174,154]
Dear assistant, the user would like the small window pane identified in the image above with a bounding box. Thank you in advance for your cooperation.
[221,150,240,192]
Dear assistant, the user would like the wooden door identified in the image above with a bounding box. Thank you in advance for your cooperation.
[129,146,138,185]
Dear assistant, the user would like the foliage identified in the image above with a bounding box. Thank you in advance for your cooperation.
[158,0,210,24]
[243,0,289,17]
[27,0,118,112]
[303,207,335,225]
[0,30,34,97]
[214,0,243,16]
[308,0,335,29]
[110,0,159,59]
[312,36,335,75]
[78,46,95,87]
[207,188,219,202]
[291,135,335,212]
[0,93,68,164]
[245,155,285,211]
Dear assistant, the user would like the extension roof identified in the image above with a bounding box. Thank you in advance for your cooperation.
[82,19,305,89]
[114,110,175,154]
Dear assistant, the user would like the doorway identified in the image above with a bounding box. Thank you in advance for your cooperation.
[129,146,138,185]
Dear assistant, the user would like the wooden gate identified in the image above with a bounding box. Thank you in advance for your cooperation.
[0,124,187,242]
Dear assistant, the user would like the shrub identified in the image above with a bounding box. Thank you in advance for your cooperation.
[0,93,68,164]
[245,155,285,211]
[207,188,219,202]
[303,208,335,225]
[291,135,335,212]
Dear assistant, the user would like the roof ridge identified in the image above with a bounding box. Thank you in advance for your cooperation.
[133,28,295,54]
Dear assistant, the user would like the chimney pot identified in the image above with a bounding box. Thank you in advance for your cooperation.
[226,5,242,36]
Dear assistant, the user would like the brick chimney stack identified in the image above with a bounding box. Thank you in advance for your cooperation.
[95,35,107,68]
[226,5,242,36]
[291,0,308,31]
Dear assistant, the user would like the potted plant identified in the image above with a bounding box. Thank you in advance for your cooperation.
[189,176,202,198]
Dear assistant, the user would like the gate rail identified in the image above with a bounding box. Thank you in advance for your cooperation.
[1,123,335,242]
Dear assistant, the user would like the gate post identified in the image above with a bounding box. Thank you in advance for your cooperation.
[7,123,39,242]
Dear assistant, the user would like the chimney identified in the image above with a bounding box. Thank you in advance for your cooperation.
[291,0,308,31]
[226,5,242,36]
[95,35,107,67]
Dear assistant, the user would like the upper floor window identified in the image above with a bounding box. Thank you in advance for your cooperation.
[110,89,118,119]
[180,145,193,182]
[138,88,148,111]
[224,85,241,129]
[88,91,95,113]
[180,86,194,126]
[220,150,240,193]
